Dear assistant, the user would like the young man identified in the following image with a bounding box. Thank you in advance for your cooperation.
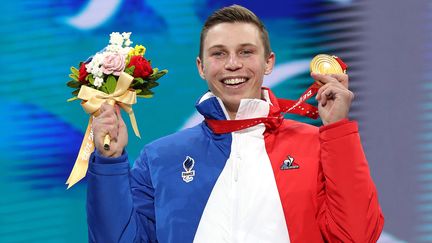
[88,5,384,243]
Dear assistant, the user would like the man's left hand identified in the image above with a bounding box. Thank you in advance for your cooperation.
[311,72,354,125]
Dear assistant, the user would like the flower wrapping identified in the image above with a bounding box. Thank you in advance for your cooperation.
[66,32,167,189]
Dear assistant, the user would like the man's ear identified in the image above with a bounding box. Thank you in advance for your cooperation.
[196,57,205,79]
[264,52,276,75]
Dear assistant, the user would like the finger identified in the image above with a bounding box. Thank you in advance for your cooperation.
[93,113,119,139]
[329,73,349,88]
[115,105,126,129]
[115,105,121,120]
[319,88,336,107]
[94,114,117,127]
[318,85,346,107]
[99,102,111,113]
[315,76,349,101]
[311,72,339,85]
[97,105,116,121]
[316,82,338,101]
[108,123,119,140]
[93,124,110,149]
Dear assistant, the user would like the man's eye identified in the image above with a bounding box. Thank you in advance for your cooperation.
[240,50,253,55]
[212,51,224,57]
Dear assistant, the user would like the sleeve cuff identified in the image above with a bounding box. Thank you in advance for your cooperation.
[93,149,127,164]
[319,119,358,142]
[88,150,130,176]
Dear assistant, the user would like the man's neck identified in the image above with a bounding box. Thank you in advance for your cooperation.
[225,105,238,120]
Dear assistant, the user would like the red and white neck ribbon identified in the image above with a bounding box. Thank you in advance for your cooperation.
[205,86,319,134]
[206,56,347,134]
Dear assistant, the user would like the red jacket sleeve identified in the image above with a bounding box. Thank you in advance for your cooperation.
[317,119,384,242]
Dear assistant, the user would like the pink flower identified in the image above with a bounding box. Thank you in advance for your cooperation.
[101,53,125,76]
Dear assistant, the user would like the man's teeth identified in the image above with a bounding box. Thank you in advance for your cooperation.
[223,78,247,85]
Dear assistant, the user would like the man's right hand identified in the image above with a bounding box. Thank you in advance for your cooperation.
[92,102,128,158]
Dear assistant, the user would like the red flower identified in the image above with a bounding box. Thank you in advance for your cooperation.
[78,63,89,84]
[128,56,153,78]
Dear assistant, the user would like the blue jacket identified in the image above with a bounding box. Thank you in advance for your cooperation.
[87,89,383,243]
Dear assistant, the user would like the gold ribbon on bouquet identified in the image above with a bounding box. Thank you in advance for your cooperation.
[66,72,141,189]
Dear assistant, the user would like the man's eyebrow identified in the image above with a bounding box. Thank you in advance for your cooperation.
[238,43,257,47]
[208,43,257,50]
[207,44,226,50]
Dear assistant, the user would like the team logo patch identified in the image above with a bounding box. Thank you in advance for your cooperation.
[280,155,300,170]
[182,156,196,183]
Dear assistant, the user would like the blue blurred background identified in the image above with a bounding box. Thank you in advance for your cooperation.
[0,0,427,242]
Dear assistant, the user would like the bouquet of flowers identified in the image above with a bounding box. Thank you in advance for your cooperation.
[66,32,167,189]
[67,32,167,101]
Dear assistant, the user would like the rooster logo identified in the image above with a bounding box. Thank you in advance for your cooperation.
[280,155,300,170]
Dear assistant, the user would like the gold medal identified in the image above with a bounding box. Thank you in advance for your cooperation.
[310,54,345,75]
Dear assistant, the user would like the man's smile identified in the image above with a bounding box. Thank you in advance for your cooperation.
[221,76,249,86]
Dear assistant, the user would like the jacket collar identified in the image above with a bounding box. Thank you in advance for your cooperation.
[195,87,282,121]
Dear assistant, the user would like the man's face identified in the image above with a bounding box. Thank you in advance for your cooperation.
[197,22,275,114]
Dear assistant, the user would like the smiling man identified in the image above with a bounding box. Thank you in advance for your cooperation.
[87,5,384,243]
[196,21,275,120]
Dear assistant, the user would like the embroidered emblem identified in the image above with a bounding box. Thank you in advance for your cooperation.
[280,155,300,170]
[182,156,196,183]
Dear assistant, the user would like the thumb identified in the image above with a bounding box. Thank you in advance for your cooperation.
[115,105,126,128]
[116,105,126,132]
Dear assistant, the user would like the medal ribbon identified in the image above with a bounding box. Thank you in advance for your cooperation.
[206,56,347,134]
[205,85,319,134]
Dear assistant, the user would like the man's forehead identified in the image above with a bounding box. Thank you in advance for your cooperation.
[204,22,261,48]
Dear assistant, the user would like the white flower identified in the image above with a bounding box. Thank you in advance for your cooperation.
[109,32,123,46]
[106,44,121,53]
[122,32,131,40]
[94,76,104,88]
[86,64,92,73]
[97,69,103,77]
[85,52,106,75]
[124,39,132,47]
[119,47,132,56]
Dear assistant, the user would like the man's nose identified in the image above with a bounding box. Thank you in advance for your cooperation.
[224,54,242,70]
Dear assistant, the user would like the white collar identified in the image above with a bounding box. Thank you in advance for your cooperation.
[198,89,271,120]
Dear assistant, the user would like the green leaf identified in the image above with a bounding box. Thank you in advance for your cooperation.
[125,66,135,76]
[105,75,117,94]
[137,89,154,95]
[137,94,153,98]
[147,69,168,82]
[134,77,144,84]
[67,80,81,88]
[148,81,159,89]
[100,84,109,94]
[67,96,79,102]
[69,74,78,81]
[70,66,80,76]
[87,75,94,85]
[131,82,141,88]
[72,89,80,96]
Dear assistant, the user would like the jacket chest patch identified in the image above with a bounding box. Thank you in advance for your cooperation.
[280,155,300,170]
[182,156,196,183]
